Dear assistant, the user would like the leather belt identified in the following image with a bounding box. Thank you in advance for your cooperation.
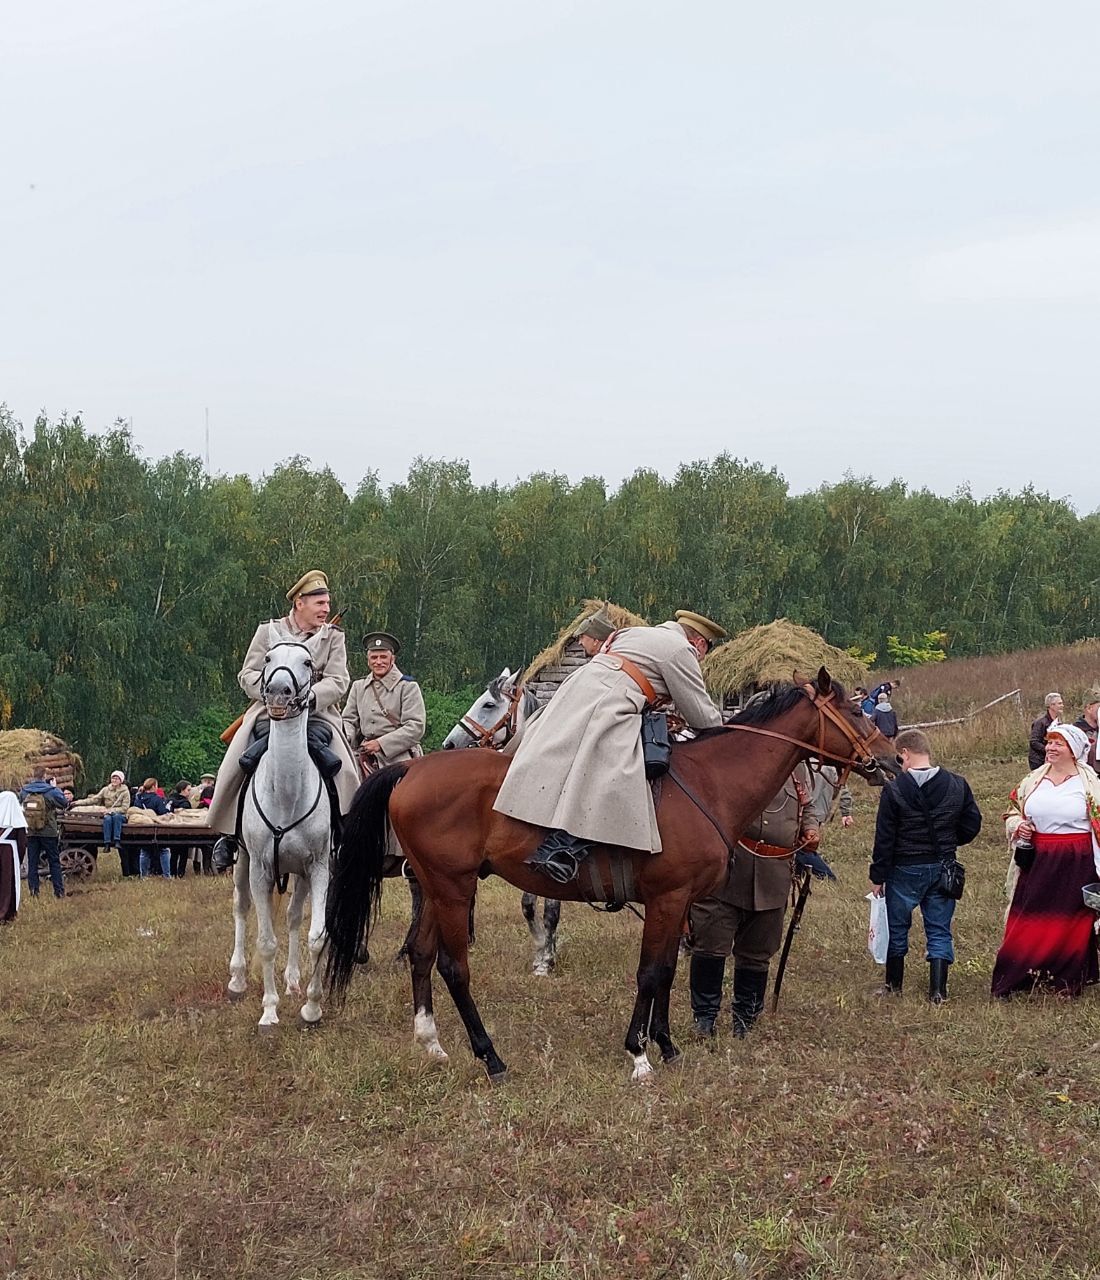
[616,655,658,706]
[739,836,795,859]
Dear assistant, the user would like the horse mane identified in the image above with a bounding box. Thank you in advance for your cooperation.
[689,676,849,740]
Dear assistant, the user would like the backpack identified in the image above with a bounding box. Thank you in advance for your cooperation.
[22,790,49,832]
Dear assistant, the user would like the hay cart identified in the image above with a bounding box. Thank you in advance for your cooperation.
[57,810,217,881]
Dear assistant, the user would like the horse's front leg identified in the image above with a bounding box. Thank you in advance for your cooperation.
[434,887,508,1083]
[227,848,252,1000]
[409,894,448,1063]
[284,874,309,996]
[249,857,280,1028]
[625,892,690,1081]
[300,860,329,1025]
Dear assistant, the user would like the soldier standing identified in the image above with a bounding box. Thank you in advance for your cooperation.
[688,764,821,1037]
[343,632,426,774]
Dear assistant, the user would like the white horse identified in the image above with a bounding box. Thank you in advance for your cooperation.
[228,638,333,1027]
[442,669,562,976]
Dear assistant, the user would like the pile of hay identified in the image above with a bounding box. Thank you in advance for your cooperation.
[702,619,868,700]
[524,599,649,684]
[0,729,83,794]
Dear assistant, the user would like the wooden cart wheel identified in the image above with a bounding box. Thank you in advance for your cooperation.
[61,847,97,880]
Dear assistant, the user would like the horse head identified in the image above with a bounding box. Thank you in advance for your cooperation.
[442,667,524,750]
[797,667,899,784]
[260,640,315,720]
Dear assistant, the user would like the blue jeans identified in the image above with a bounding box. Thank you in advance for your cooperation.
[885,861,955,962]
[27,836,64,898]
[102,813,125,846]
[140,848,171,879]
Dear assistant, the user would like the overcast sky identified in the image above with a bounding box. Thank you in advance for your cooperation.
[4,2,1099,510]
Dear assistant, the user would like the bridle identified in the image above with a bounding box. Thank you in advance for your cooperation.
[457,682,525,750]
[260,641,315,720]
[721,683,892,787]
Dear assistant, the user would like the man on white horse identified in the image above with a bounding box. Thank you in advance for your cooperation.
[493,609,727,883]
[210,570,360,869]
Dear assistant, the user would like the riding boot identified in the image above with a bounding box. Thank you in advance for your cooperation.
[929,958,950,1004]
[731,967,769,1038]
[525,829,593,885]
[238,733,269,776]
[877,954,904,996]
[689,954,726,1037]
[306,719,341,779]
[212,836,238,871]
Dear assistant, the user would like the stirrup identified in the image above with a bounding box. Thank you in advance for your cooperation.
[212,836,238,870]
[526,829,591,885]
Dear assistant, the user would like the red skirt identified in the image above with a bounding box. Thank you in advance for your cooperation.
[991,831,1099,997]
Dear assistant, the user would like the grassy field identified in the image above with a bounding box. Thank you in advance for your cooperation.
[5,670,1100,1278]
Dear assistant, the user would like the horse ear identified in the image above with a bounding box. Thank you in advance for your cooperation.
[817,665,832,693]
[500,666,512,681]
[792,668,811,687]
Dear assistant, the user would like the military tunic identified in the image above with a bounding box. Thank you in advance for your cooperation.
[342,666,426,764]
[493,621,722,852]
[207,616,359,832]
[689,765,816,970]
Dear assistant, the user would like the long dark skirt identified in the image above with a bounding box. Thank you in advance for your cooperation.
[0,834,19,921]
[991,831,1099,997]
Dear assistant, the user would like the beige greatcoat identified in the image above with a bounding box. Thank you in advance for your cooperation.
[342,666,426,764]
[493,621,722,852]
[207,616,358,833]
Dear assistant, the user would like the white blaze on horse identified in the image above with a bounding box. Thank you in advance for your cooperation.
[227,636,333,1028]
[443,668,562,976]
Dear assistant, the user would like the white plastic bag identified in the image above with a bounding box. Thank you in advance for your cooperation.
[866,892,889,965]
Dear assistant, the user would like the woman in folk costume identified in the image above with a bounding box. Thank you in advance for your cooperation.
[0,782,28,921]
[209,570,359,868]
[992,722,1100,998]
[494,609,726,883]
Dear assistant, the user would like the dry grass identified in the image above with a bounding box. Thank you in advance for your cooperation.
[703,621,869,699]
[524,599,649,683]
[8,644,1100,1278]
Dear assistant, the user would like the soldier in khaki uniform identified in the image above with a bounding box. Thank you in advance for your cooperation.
[688,763,821,1037]
[210,570,359,867]
[343,632,426,773]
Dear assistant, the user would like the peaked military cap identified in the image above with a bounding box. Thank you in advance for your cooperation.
[363,631,401,655]
[574,607,616,643]
[674,609,728,645]
[286,569,329,602]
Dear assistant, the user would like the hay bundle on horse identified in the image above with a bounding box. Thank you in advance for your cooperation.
[326,667,897,1083]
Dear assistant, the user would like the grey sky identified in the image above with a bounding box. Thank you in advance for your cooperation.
[4,2,1099,510]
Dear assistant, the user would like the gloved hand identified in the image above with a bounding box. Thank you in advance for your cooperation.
[795,849,837,881]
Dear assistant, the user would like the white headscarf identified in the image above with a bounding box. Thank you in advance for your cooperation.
[1047,722,1090,762]
[0,790,27,830]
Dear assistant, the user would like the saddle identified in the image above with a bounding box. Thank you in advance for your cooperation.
[235,717,343,853]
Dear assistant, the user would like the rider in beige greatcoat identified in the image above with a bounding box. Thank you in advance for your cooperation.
[343,632,426,770]
[493,610,726,881]
[209,571,359,855]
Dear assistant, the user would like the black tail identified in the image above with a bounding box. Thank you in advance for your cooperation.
[325,762,409,1000]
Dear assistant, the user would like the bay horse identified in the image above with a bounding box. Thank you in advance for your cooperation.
[325,669,897,1081]
[228,638,333,1028]
[442,668,563,976]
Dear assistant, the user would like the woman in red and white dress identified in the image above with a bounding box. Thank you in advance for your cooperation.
[992,723,1100,997]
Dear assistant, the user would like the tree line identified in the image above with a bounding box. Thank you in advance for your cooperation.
[3,409,1098,782]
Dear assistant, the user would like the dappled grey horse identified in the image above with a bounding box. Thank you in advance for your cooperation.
[228,636,333,1027]
[442,668,562,976]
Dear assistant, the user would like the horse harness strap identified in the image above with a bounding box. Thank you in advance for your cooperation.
[249,773,325,894]
[461,682,523,749]
[667,766,736,857]
[737,835,794,860]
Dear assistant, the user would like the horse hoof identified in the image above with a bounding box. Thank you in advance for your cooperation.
[257,1021,279,1037]
[487,1068,508,1086]
[298,1013,322,1030]
[227,987,247,1003]
[630,1055,655,1083]
[662,1049,684,1069]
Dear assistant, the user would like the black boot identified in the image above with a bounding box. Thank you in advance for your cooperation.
[525,829,592,884]
[212,836,238,871]
[731,967,769,1038]
[689,954,726,1037]
[878,954,904,995]
[929,958,950,1004]
[306,718,342,779]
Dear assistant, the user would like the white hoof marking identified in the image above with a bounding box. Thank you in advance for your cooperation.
[414,1008,448,1062]
[630,1052,654,1082]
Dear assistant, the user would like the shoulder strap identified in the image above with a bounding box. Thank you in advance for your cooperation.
[601,630,660,706]
[902,774,945,858]
[368,680,403,729]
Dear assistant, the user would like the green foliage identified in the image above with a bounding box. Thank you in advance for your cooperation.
[885,631,949,667]
[156,705,233,783]
[846,644,878,667]
[2,408,1099,776]
[421,686,480,753]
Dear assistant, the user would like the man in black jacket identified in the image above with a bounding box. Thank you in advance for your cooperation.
[869,729,982,1003]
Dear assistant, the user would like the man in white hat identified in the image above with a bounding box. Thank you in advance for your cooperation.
[493,608,726,882]
[209,570,359,868]
[343,632,426,772]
